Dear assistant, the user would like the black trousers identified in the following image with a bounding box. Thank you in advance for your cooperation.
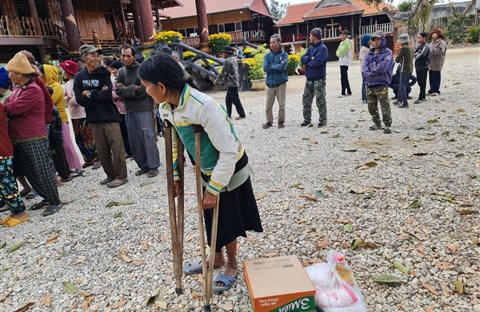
[416,67,428,100]
[340,65,351,95]
[225,87,246,118]
[428,70,441,94]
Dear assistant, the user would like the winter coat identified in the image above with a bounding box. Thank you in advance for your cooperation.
[263,50,288,87]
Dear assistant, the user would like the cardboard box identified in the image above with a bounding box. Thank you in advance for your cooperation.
[244,255,316,312]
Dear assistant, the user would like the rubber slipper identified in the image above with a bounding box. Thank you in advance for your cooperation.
[2,215,29,227]
[100,178,114,185]
[31,200,48,211]
[182,259,223,276]
[212,273,237,293]
[25,191,38,200]
[106,179,128,188]
[0,216,12,225]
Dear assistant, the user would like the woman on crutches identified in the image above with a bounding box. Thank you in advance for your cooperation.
[138,53,263,293]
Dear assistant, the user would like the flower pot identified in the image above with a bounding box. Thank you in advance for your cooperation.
[250,78,266,91]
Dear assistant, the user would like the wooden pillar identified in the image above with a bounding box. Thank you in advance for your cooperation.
[130,1,144,42]
[195,0,209,51]
[59,0,81,52]
[154,1,161,32]
[136,0,154,42]
[27,0,41,35]
[118,0,128,38]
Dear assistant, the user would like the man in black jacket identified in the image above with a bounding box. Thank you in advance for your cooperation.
[74,44,128,188]
[414,32,430,104]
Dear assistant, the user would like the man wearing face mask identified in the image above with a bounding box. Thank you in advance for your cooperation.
[73,44,128,188]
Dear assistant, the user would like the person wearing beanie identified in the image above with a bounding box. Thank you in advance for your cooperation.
[74,44,128,188]
[300,27,329,127]
[61,60,101,170]
[394,33,414,107]
[103,58,132,159]
[0,67,12,104]
[116,45,160,178]
[214,46,246,121]
[336,30,352,96]
[414,32,430,104]
[362,31,395,134]
[4,52,62,217]
[359,34,372,103]
[428,28,447,96]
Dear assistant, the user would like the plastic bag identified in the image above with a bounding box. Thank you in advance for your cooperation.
[305,250,367,312]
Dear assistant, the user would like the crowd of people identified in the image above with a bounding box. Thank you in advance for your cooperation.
[0,25,448,293]
[0,44,165,225]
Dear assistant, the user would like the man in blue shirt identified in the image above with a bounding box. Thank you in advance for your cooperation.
[300,28,329,127]
[263,34,288,129]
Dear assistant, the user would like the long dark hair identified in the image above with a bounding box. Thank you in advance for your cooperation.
[138,54,185,94]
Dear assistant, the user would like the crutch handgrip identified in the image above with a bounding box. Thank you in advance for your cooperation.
[192,124,204,133]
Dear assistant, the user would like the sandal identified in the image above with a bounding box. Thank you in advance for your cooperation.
[212,273,237,293]
[92,162,102,170]
[42,204,61,217]
[25,191,38,200]
[147,169,159,178]
[100,178,114,185]
[2,215,29,227]
[182,259,223,276]
[0,215,12,225]
[106,179,128,188]
[135,168,149,176]
[31,200,48,211]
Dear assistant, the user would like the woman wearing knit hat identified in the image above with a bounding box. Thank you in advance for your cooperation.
[4,53,62,217]
[359,34,372,103]
[428,28,447,96]
[61,60,101,170]
[0,67,29,226]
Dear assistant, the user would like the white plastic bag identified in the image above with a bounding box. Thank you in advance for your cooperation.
[305,250,367,312]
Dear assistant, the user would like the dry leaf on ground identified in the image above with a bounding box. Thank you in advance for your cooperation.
[317,237,329,249]
[422,283,439,296]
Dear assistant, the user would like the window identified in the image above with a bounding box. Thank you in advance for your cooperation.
[177,28,187,37]
[217,22,242,33]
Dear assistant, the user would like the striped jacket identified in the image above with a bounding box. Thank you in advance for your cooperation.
[160,85,246,196]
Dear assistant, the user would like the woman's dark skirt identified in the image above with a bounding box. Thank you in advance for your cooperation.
[202,153,263,251]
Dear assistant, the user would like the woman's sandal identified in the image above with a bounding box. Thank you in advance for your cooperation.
[182,259,223,276]
[2,215,29,227]
[212,273,237,293]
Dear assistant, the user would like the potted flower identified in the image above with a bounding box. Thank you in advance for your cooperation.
[208,33,232,56]
[153,30,183,44]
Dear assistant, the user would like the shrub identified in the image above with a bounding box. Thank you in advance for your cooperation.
[243,47,255,58]
[446,17,465,44]
[183,51,197,60]
[287,54,300,75]
[154,31,183,44]
[208,33,232,55]
[465,26,480,43]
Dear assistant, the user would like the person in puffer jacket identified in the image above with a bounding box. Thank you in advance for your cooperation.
[362,31,394,134]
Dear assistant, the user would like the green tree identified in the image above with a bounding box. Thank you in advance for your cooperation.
[269,0,289,19]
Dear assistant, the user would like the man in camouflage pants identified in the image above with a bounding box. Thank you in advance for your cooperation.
[300,28,329,127]
[362,31,394,134]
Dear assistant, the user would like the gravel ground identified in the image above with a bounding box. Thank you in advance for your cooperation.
[1,46,479,312]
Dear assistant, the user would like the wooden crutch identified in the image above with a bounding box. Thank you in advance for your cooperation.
[192,125,220,312]
[163,120,185,295]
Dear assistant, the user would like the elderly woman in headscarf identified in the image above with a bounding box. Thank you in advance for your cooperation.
[428,28,447,96]
[359,34,372,103]
[39,64,83,177]
[4,53,62,217]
